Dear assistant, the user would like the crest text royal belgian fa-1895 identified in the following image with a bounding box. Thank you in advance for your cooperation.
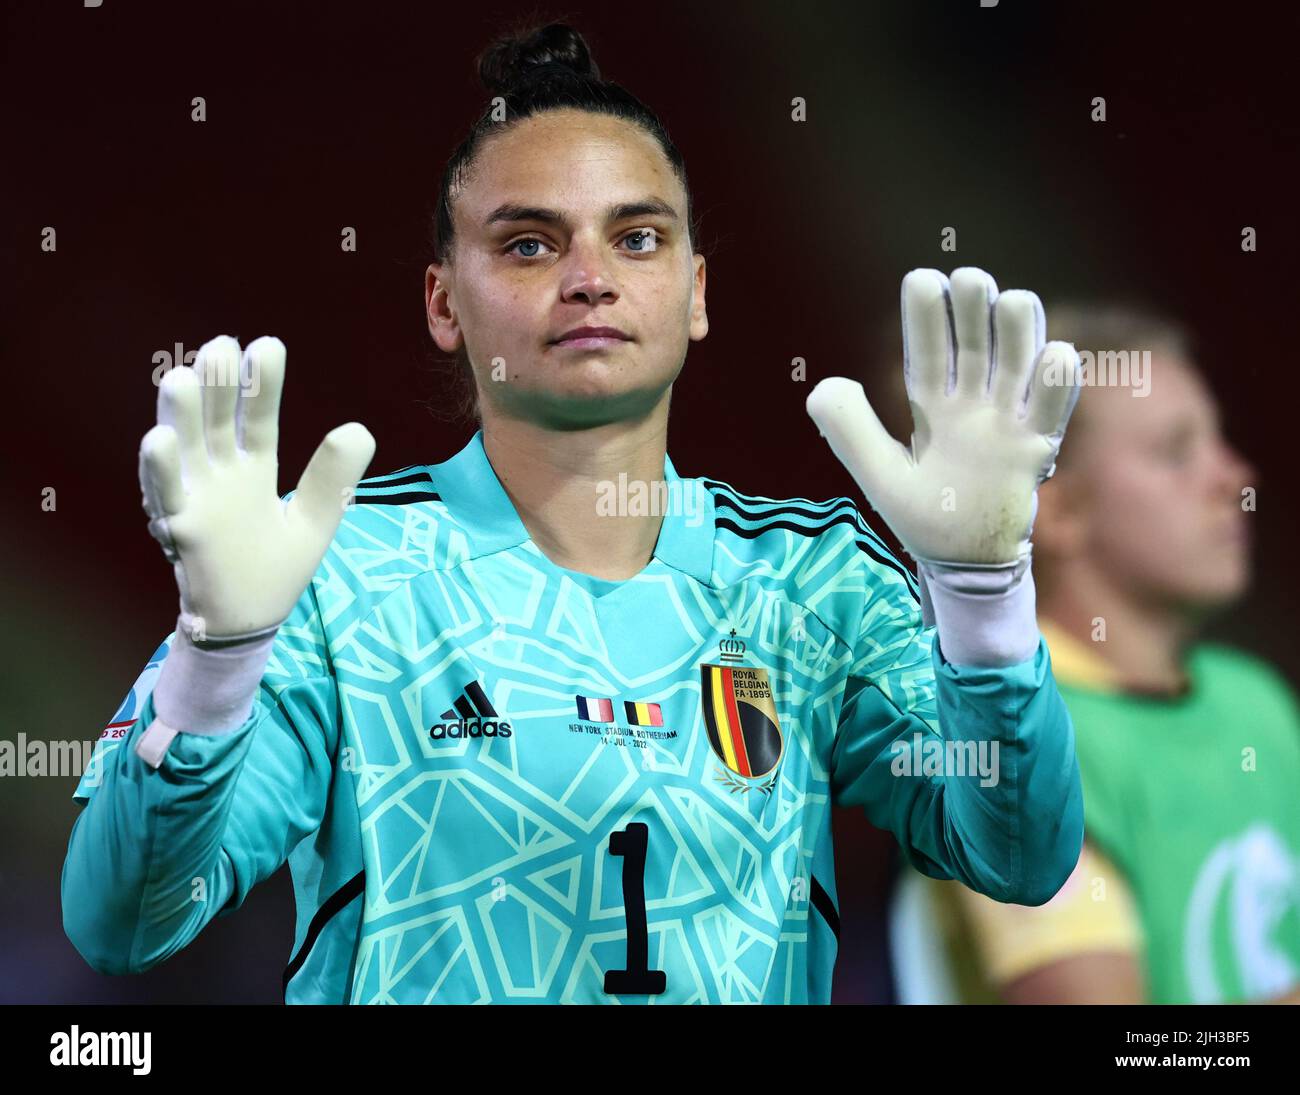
[699,631,783,794]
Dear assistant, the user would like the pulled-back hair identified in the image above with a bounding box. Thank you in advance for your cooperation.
[1042,301,1196,472]
[427,23,700,423]
[433,22,697,266]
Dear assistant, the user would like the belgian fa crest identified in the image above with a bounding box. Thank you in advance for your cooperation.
[699,630,783,794]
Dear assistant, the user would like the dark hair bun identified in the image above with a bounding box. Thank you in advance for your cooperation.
[477,22,600,95]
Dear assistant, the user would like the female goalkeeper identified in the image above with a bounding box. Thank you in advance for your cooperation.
[63,22,1084,1004]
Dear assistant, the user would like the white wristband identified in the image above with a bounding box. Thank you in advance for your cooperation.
[916,555,1040,668]
[148,619,277,737]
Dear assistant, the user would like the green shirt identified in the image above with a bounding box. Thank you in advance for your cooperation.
[1065,643,1300,1003]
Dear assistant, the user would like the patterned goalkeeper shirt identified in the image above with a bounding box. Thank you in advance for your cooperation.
[64,429,1082,1003]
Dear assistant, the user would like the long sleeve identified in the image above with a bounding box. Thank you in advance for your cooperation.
[829,553,1083,907]
[61,583,339,975]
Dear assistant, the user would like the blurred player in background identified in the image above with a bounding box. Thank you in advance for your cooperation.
[889,305,1300,1005]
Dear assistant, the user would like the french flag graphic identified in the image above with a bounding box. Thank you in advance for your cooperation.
[575,695,615,723]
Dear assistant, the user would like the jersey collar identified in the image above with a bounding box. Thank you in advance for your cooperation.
[427,429,715,584]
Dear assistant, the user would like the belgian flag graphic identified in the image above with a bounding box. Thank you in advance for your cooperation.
[623,701,663,726]
[698,664,783,778]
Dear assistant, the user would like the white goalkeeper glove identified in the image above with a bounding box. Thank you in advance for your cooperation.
[806,267,1081,666]
[133,334,374,763]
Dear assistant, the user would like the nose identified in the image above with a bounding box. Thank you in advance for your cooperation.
[1213,435,1257,498]
[559,236,619,306]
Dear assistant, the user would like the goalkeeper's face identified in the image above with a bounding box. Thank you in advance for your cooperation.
[426,108,708,429]
[1050,353,1255,609]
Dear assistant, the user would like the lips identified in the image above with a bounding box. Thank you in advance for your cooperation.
[549,326,631,347]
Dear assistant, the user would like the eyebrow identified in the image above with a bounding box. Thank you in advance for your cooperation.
[483,197,680,231]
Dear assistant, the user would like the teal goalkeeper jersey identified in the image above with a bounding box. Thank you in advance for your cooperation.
[63,430,1083,1003]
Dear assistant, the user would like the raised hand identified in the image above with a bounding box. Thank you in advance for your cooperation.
[807,267,1080,566]
[139,335,375,643]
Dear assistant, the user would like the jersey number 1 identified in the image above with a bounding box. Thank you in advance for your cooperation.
[603,822,667,995]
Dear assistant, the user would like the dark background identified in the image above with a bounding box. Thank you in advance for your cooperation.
[3,0,1297,1003]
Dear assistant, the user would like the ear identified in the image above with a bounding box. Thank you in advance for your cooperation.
[425,263,462,353]
[1034,475,1089,559]
[689,253,708,342]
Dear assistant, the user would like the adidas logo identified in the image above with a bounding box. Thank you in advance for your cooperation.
[429,680,513,740]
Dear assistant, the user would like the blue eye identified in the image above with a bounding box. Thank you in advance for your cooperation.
[506,230,657,259]
[623,229,657,252]
[508,238,549,258]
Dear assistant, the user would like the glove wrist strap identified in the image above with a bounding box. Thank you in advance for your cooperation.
[178,610,283,648]
[916,553,1039,668]
[145,617,277,752]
